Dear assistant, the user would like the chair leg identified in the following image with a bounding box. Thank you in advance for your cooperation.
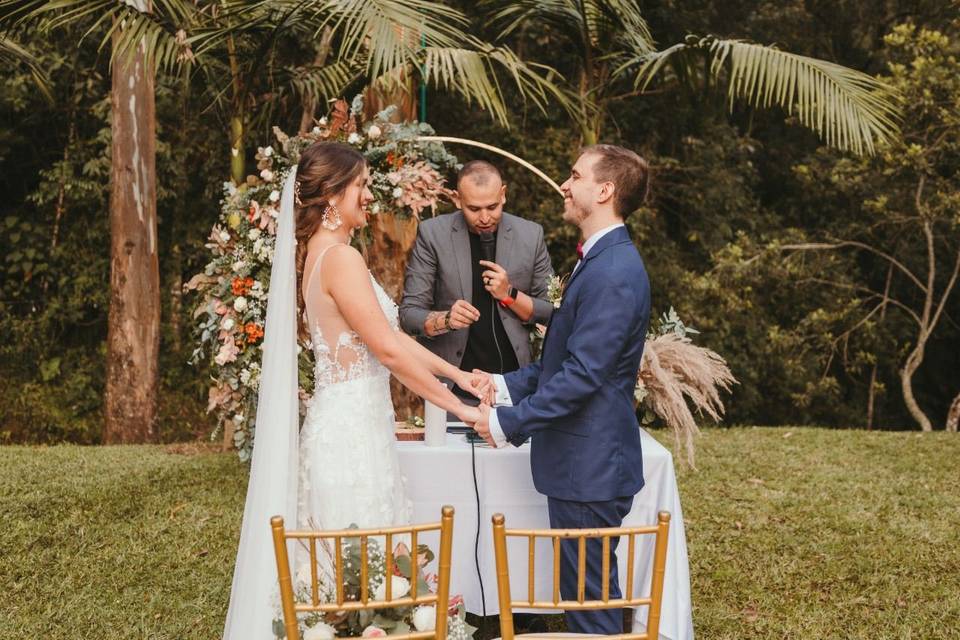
[622,608,633,634]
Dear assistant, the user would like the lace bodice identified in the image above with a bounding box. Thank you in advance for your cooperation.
[307,273,398,391]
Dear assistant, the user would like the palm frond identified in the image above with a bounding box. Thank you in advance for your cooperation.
[483,0,581,43]
[0,0,199,74]
[420,42,571,128]
[0,34,52,101]
[622,36,902,155]
[282,59,358,107]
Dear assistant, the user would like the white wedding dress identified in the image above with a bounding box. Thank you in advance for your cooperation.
[223,170,411,640]
[297,243,412,532]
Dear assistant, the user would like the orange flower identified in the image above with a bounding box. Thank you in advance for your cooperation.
[231,277,246,295]
[244,322,264,344]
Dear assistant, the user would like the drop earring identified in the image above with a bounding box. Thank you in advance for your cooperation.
[321,203,342,231]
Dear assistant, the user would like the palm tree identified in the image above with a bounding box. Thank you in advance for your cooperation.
[484,0,900,153]
[0,0,570,441]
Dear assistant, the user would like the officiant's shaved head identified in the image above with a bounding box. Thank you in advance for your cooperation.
[454,160,507,234]
[457,160,502,188]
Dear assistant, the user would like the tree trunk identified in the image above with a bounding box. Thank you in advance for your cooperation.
[899,343,933,432]
[946,392,960,433]
[104,6,160,443]
[227,35,245,185]
[866,263,894,430]
[298,27,335,135]
[363,75,422,421]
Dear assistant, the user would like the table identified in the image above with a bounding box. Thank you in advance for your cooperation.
[396,428,694,640]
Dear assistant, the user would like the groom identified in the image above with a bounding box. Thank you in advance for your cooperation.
[472,144,651,634]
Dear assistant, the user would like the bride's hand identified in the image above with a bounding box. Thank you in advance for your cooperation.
[455,403,481,426]
[453,369,496,404]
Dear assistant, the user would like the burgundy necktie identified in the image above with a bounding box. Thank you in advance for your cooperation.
[576,241,584,260]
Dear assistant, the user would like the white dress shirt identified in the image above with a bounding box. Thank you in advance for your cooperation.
[487,223,625,447]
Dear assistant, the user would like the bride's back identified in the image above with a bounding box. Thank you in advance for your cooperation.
[301,239,398,389]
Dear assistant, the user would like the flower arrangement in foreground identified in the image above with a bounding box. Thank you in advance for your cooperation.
[274,534,475,640]
[187,96,459,460]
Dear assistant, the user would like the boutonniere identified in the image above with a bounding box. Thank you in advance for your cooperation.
[547,274,570,308]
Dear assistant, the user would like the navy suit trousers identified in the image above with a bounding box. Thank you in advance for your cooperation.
[547,495,635,634]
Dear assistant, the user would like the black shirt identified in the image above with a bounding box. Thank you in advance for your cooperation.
[458,230,520,377]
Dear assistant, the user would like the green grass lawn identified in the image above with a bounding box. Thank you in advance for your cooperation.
[1,428,958,639]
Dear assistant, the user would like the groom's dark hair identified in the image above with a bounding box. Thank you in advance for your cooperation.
[582,144,650,218]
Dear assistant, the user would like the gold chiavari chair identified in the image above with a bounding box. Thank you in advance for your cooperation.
[491,511,671,640]
[271,505,455,640]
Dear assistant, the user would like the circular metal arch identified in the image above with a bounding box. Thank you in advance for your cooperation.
[417,136,564,197]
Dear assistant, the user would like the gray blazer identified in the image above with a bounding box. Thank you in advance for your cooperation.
[400,211,555,368]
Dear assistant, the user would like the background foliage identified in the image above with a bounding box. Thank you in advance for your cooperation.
[2,2,958,444]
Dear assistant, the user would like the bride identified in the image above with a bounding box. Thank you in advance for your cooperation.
[223,141,487,638]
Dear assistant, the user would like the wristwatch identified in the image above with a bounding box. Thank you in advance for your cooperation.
[499,286,519,308]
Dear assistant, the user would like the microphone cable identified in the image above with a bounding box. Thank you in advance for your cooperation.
[470,437,488,635]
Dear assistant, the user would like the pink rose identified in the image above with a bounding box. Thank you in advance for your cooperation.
[214,340,239,366]
[361,625,386,638]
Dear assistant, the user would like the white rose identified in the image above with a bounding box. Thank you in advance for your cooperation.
[233,296,248,312]
[371,203,381,215]
[252,238,264,254]
[269,190,281,202]
[367,124,382,139]
[262,145,274,157]
[232,260,245,273]
[411,606,436,632]
[312,126,321,134]
[373,575,410,601]
[222,317,235,331]
[318,117,328,125]
[247,228,261,241]
[239,368,251,385]
[303,621,336,640]
[218,230,230,242]
[348,132,361,145]
[392,187,404,199]
[260,168,274,182]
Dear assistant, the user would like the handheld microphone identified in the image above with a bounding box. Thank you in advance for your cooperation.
[478,231,496,263]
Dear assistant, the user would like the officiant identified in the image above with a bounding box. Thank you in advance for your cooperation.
[400,160,555,401]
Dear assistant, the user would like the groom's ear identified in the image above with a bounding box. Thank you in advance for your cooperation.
[451,190,462,209]
[597,181,616,206]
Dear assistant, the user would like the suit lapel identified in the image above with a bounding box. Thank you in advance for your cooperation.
[495,215,515,275]
[451,212,472,301]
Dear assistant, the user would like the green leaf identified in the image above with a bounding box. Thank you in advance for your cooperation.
[394,555,412,579]
[40,358,61,382]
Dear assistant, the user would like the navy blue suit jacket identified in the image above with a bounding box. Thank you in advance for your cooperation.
[497,226,650,502]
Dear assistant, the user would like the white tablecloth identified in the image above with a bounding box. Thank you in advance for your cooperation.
[396,428,694,640]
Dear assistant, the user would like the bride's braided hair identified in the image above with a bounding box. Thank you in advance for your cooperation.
[294,142,366,338]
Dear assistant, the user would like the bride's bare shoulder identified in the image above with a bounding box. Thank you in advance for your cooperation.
[321,244,368,278]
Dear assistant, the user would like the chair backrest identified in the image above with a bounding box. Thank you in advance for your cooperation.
[491,511,670,640]
[272,505,455,640]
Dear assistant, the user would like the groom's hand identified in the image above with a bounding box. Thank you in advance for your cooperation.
[473,404,496,447]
